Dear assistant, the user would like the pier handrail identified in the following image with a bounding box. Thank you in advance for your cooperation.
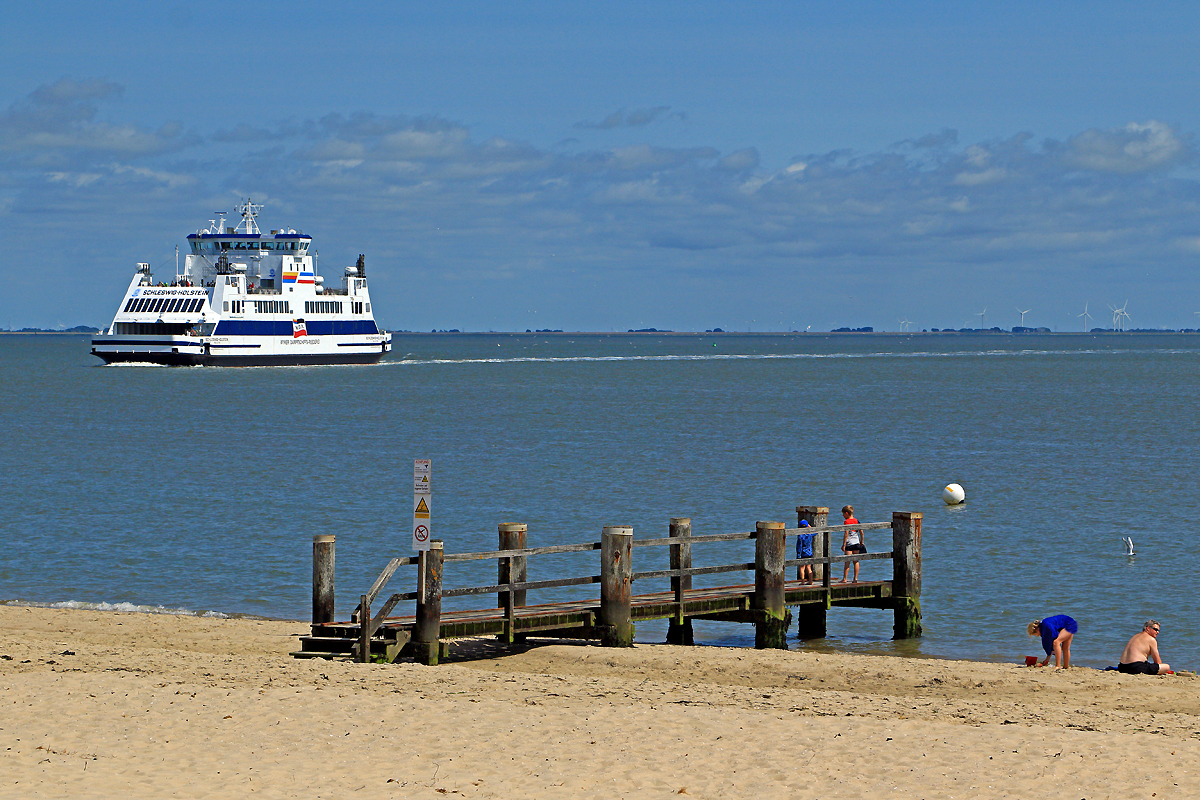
[331,508,923,664]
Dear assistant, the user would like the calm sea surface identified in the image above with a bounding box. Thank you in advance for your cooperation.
[2,332,1198,670]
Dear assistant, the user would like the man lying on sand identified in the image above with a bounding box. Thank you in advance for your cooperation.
[1118,619,1170,675]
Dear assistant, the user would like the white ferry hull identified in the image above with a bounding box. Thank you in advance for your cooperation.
[91,333,391,366]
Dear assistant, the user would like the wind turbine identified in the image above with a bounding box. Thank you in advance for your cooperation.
[1078,302,1092,332]
[1109,301,1130,331]
[977,307,987,329]
[1108,304,1128,333]
[898,317,912,332]
[1016,307,1031,327]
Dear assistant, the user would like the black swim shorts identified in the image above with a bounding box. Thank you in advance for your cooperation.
[846,544,866,554]
[1117,661,1160,675]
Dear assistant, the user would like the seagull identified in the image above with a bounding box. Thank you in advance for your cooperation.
[1121,536,1135,556]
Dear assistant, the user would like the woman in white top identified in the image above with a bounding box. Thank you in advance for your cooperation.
[840,505,866,583]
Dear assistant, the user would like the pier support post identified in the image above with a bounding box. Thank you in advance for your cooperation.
[497,523,528,644]
[312,534,335,626]
[667,517,694,645]
[357,593,371,663]
[753,521,790,649]
[891,512,923,639]
[794,507,828,639]
[414,540,444,664]
[599,525,634,647]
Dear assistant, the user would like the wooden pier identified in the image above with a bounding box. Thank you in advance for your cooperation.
[291,506,922,665]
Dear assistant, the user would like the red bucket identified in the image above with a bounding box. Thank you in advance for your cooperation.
[1025,655,1039,667]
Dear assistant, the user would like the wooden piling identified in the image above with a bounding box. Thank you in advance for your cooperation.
[413,540,444,664]
[794,506,828,639]
[312,534,335,626]
[753,521,789,649]
[891,512,923,639]
[666,517,694,645]
[599,525,634,647]
[357,593,370,662]
[497,523,528,643]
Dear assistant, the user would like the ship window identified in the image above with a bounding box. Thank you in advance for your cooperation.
[169,299,180,313]
[124,299,135,312]
[115,322,190,335]
[366,303,370,312]
[223,301,229,311]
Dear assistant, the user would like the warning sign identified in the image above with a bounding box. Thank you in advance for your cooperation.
[412,460,432,551]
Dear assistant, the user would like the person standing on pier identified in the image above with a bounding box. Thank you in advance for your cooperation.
[840,505,865,583]
[795,518,815,584]
[1028,615,1077,669]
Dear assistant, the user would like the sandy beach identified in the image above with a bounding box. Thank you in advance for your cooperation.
[2,606,1198,799]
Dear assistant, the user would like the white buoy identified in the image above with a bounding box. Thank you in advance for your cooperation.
[942,483,965,505]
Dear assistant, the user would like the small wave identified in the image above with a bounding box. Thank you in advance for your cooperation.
[2,599,231,618]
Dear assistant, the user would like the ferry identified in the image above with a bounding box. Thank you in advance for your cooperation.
[91,200,392,366]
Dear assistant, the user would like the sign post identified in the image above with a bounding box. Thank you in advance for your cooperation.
[412,459,431,551]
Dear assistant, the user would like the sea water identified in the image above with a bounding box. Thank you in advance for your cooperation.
[1,332,1197,670]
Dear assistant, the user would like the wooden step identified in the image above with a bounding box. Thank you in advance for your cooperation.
[291,630,412,663]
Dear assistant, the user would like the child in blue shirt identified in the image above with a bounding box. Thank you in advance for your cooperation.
[795,519,815,584]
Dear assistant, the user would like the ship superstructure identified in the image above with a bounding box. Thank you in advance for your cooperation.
[91,200,391,365]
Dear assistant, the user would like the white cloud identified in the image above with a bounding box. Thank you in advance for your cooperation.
[4,82,1200,329]
[1059,120,1191,173]
[953,168,1008,186]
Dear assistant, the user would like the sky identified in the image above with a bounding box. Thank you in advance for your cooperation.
[4,2,1200,332]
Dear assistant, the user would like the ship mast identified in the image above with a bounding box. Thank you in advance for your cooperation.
[234,198,263,235]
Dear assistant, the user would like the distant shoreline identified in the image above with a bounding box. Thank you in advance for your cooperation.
[0,328,99,335]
